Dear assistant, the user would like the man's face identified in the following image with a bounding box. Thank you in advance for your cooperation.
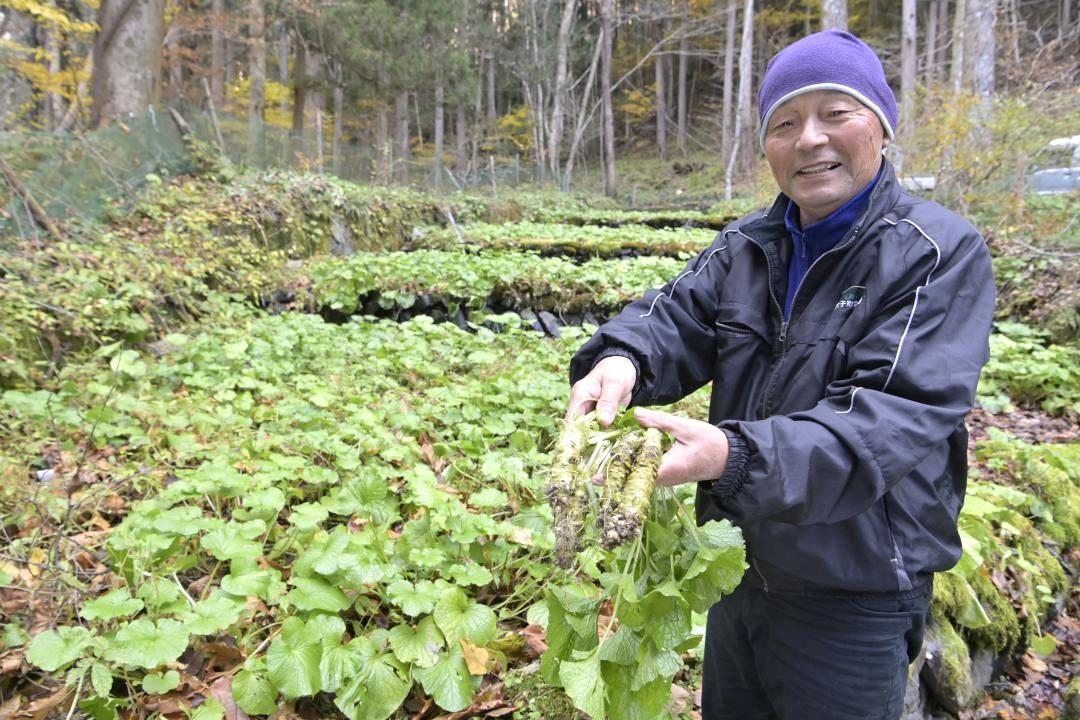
[762,90,889,226]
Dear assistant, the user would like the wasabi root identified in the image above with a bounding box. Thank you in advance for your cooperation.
[546,417,590,567]
[600,428,661,549]
[547,415,666,563]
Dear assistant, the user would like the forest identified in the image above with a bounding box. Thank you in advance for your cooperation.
[0,1,1078,719]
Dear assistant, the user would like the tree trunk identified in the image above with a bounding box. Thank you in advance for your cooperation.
[722,0,736,163]
[44,6,62,130]
[305,49,324,131]
[394,90,410,183]
[291,39,306,135]
[950,0,968,94]
[937,0,950,76]
[455,103,467,179]
[377,102,389,182]
[332,78,343,174]
[901,0,917,131]
[91,0,165,127]
[924,0,939,87]
[821,0,848,30]
[549,0,576,181]
[487,52,497,123]
[57,54,93,131]
[224,36,236,87]
[971,0,996,99]
[434,71,445,191]
[655,44,667,160]
[600,0,616,196]
[1006,0,1021,68]
[725,0,753,201]
[677,0,689,155]
[564,26,602,190]
[165,22,182,100]
[412,90,423,146]
[278,23,290,117]
[210,0,224,107]
[247,0,265,164]
[969,0,997,157]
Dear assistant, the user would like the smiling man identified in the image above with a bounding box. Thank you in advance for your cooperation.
[565,31,996,720]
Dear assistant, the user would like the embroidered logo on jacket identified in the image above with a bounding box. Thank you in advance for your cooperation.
[835,285,866,310]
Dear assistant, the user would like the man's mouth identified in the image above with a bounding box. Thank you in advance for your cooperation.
[796,162,841,176]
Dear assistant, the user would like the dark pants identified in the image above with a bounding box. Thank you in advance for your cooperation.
[701,571,932,720]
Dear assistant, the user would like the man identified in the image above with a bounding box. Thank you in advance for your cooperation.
[565,31,995,720]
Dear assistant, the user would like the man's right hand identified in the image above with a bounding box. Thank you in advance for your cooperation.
[565,355,637,427]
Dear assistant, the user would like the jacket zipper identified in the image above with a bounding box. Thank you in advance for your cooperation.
[743,180,885,416]
[740,174,887,417]
[755,224,862,416]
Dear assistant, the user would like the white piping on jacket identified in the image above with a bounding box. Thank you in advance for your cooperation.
[834,216,942,413]
[879,217,942,393]
[639,237,730,318]
[836,387,861,414]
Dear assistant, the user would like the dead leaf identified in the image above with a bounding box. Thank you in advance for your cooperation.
[243,596,269,614]
[433,678,509,720]
[0,696,23,720]
[202,642,245,671]
[409,696,433,720]
[13,687,70,720]
[0,649,24,675]
[209,677,250,720]
[1022,654,1048,673]
[520,625,547,660]
[507,526,533,546]
[666,684,692,715]
[460,640,490,675]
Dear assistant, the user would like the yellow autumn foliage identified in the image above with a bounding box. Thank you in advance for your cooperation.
[0,0,97,34]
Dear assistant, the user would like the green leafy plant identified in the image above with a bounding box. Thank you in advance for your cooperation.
[977,322,1080,417]
[309,249,685,317]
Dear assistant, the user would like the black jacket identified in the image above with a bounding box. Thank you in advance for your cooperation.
[569,161,995,593]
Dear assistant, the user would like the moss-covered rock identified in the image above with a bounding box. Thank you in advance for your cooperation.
[1065,674,1080,720]
[1023,459,1080,548]
[933,571,1022,655]
[502,661,576,719]
[922,606,977,714]
[1014,527,1070,642]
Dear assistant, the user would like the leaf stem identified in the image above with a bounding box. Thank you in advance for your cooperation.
[65,672,84,720]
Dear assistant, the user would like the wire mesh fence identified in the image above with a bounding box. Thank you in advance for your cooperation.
[0,103,555,238]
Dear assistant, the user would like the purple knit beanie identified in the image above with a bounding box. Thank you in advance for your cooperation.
[757,30,897,151]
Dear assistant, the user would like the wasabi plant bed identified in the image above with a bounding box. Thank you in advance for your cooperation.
[308,249,686,319]
[0,312,721,718]
[406,221,716,259]
[2,165,1077,719]
[526,207,741,230]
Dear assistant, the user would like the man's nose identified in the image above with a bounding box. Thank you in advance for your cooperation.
[794,119,828,151]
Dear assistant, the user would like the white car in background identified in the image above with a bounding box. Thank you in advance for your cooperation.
[1027,135,1080,195]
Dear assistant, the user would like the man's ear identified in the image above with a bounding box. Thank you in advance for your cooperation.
[882,136,892,150]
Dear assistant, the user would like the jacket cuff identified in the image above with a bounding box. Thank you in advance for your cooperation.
[705,428,751,501]
[592,347,643,400]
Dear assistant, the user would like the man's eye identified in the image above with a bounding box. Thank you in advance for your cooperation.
[829,110,850,117]
[772,121,792,131]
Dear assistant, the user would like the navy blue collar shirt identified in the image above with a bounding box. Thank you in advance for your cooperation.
[783,161,885,320]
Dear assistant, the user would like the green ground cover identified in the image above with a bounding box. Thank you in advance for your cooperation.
[308,249,687,316]
[1,170,1076,719]
[407,221,715,258]
[0,311,729,718]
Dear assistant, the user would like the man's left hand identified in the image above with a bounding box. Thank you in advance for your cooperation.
[634,408,730,487]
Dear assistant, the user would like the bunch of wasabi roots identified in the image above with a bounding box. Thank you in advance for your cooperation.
[545,411,665,568]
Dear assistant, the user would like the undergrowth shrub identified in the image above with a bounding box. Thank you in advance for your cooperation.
[977,321,1080,417]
